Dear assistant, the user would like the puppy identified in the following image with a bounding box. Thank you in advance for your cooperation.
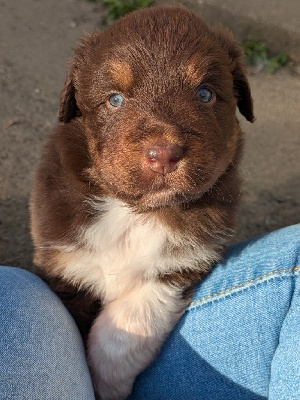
[30,6,254,400]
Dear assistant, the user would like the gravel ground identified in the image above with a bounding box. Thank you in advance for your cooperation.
[0,0,299,270]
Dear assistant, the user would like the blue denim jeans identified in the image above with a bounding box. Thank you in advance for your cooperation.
[0,225,299,399]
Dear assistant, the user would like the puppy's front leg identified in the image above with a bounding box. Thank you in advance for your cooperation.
[87,281,186,400]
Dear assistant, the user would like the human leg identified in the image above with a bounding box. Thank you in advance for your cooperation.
[130,225,300,400]
[1,224,298,400]
[0,266,95,400]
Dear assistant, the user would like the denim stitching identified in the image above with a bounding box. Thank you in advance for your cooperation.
[188,266,300,310]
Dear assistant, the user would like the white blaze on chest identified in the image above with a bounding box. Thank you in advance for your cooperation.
[59,198,220,302]
[82,198,168,270]
[82,199,170,300]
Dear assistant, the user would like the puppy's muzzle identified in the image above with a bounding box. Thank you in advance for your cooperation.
[144,144,183,176]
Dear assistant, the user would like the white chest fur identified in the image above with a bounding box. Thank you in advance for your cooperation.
[58,197,220,303]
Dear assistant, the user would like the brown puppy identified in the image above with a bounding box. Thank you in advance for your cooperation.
[30,6,254,400]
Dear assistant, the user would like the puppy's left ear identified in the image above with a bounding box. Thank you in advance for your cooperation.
[59,66,81,123]
[214,27,255,123]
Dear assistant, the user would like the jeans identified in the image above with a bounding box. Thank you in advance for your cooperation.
[0,225,299,400]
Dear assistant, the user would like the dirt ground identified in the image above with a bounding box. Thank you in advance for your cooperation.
[0,0,299,270]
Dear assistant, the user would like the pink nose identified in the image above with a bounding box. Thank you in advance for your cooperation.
[144,144,183,175]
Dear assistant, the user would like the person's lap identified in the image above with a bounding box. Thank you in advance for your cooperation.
[1,224,299,399]
[131,224,300,399]
[0,266,95,400]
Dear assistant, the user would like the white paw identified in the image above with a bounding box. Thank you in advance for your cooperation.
[87,308,151,400]
[87,282,185,399]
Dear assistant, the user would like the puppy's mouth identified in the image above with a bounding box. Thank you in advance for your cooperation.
[103,175,200,210]
[129,173,216,211]
[140,188,201,209]
[98,159,228,210]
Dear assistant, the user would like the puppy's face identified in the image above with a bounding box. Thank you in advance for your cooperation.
[60,7,253,211]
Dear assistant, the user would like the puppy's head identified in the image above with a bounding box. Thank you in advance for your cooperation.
[59,7,254,211]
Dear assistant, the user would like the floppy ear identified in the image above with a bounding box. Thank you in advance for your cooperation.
[231,53,255,123]
[58,67,81,123]
[213,27,255,123]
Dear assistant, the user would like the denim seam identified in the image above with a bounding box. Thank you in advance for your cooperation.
[188,266,300,311]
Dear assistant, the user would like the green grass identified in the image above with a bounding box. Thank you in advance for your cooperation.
[243,36,288,74]
[90,0,153,24]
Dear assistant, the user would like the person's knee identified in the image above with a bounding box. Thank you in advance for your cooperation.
[0,266,75,329]
[0,266,55,306]
[0,269,95,398]
[0,266,46,291]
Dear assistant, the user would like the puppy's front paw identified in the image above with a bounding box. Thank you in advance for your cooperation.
[92,374,133,400]
[87,283,185,400]
[87,306,153,400]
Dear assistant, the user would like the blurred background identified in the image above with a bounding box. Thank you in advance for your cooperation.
[0,0,299,270]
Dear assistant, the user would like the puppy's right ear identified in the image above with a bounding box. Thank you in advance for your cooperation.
[58,67,80,123]
[213,27,255,123]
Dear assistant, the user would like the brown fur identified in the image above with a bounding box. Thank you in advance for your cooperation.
[30,6,253,399]
[41,271,102,339]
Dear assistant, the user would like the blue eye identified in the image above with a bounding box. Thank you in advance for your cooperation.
[109,94,125,107]
[196,87,215,103]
